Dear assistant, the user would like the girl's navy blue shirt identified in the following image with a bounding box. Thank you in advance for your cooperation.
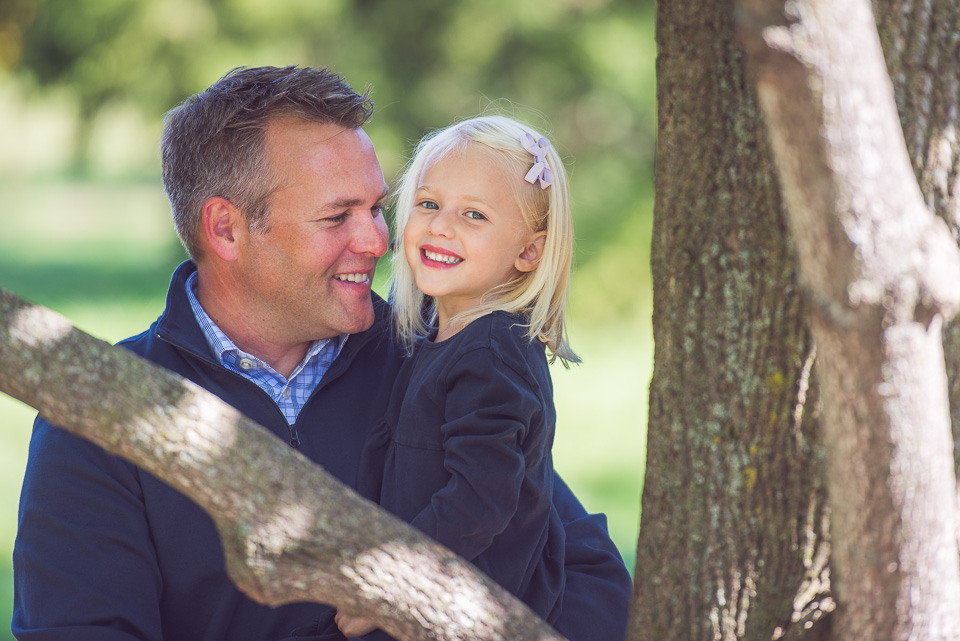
[365,311,565,623]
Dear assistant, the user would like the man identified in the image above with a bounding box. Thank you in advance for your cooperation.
[13,66,631,641]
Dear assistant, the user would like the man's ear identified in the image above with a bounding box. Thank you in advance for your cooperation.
[202,197,243,262]
[516,231,547,273]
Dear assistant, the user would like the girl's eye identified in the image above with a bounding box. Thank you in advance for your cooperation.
[465,210,486,221]
[417,200,438,210]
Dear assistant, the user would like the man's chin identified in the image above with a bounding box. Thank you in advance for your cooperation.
[332,304,376,337]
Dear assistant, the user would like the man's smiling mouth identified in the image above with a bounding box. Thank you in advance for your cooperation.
[334,272,370,283]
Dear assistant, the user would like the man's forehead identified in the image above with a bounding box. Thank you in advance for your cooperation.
[264,117,384,184]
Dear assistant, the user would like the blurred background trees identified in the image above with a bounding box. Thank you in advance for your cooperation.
[0,2,656,637]
[2,0,654,262]
[1,0,655,332]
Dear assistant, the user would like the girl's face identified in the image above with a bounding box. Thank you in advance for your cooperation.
[403,146,544,327]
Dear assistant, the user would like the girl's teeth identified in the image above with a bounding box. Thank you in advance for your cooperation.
[425,250,462,264]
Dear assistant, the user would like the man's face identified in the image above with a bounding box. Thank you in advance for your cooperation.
[234,116,389,344]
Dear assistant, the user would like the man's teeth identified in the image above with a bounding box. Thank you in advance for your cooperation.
[335,273,368,283]
[424,249,462,264]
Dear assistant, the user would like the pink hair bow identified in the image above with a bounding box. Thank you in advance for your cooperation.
[521,133,554,189]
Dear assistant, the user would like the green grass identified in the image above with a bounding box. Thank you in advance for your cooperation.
[0,179,650,635]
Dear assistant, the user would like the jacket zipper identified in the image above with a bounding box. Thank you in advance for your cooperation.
[288,425,301,448]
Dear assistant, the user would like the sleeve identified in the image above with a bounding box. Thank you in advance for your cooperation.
[551,475,633,641]
[12,417,165,641]
[408,348,543,562]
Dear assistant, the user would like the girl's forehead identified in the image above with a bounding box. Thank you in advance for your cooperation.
[420,144,519,185]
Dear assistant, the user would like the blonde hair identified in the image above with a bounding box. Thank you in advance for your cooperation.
[390,114,579,366]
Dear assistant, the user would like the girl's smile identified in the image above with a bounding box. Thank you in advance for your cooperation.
[420,244,463,265]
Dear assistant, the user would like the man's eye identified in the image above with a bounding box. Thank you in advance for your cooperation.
[325,213,347,224]
[465,210,486,221]
[372,205,384,217]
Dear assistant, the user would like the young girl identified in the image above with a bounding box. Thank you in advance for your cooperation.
[338,115,578,638]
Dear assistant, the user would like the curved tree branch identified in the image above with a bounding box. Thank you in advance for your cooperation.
[0,288,565,641]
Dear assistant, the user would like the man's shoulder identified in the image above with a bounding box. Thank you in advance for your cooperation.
[115,324,158,356]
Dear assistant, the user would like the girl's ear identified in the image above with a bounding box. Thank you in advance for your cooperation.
[202,197,243,262]
[516,231,547,273]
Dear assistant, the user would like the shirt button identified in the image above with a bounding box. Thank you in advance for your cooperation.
[283,388,291,399]
[239,358,253,370]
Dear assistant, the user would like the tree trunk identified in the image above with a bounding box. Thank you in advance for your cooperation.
[629,1,831,639]
[0,288,565,641]
[738,1,960,639]
[872,0,960,528]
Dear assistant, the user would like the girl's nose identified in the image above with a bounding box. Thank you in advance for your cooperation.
[426,208,454,238]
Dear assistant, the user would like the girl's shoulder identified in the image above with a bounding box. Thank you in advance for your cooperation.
[428,312,551,402]
[454,311,549,374]
[419,311,546,374]
[453,310,532,346]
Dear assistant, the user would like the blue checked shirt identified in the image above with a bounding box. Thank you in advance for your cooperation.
[185,272,346,425]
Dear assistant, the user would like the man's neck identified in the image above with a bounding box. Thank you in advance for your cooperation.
[195,270,311,379]
[222,330,311,380]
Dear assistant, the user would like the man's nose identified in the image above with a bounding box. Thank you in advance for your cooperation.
[352,211,389,256]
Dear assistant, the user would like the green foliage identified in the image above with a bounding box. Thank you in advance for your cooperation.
[6,0,655,262]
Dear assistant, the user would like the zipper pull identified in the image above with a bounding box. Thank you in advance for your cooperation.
[289,425,301,448]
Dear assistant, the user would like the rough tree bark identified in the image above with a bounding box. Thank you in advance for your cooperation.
[0,288,565,641]
[738,1,960,639]
[631,0,960,640]
[629,1,831,639]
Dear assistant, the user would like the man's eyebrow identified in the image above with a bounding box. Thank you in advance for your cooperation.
[321,187,390,211]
